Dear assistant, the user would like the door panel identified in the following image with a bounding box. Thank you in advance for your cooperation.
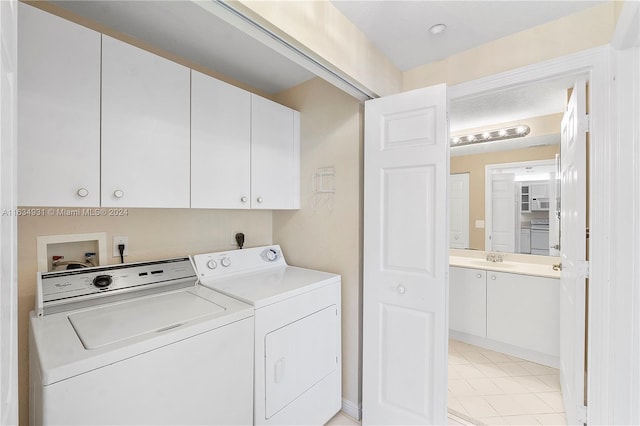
[559,80,588,425]
[383,166,435,274]
[363,84,448,425]
[489,173,516,252]
[379,305,433,417]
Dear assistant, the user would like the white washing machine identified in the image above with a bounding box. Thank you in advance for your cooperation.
[29,257,254,425]
[191,245,342,426]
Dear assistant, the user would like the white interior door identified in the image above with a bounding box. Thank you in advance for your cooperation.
[0,1,18,424]
[363,84,448,425]
[559,80,588,425]
[450,173,469,249]
[488,173,516,252]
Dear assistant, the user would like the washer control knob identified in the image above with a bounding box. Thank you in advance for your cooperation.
[93,274,112,289]
[113,190,124,199]
[77,188,89,198]
[220,257,231,267]
[206,259,217,270]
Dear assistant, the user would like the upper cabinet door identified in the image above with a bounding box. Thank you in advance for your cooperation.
[191,71,251,209]
[250,95,300,210]
[101,35,190,208]
[18,3,101,207]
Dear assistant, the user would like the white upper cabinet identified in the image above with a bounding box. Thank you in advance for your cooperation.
[101,35,190,208]
[191,71,251,209]
[18,3,101,207]
[251,95,300,210]
[19,8,299,210]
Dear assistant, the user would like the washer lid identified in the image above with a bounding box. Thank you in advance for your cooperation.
[201,266,340,308]
[69,291,224,349]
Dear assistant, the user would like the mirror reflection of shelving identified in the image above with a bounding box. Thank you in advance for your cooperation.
[521,184,530,212]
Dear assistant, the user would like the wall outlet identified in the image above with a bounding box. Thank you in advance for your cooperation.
[113,236,129,257]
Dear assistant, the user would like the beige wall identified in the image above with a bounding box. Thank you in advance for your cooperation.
[451,146,560,250]
[271,77,363,409]
[17,209,272,423]
[403,1,621,90]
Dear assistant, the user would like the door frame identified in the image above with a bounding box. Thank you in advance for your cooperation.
[448,45,612,424]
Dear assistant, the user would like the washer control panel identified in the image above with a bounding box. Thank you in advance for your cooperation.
[192,245,286,280]
[38,258,196,308]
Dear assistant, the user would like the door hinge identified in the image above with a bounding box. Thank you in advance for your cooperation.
[577,404,588,425]
[577,260,590,278]
[585,114,591,132]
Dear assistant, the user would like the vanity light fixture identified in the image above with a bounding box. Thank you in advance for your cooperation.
[450,124,531,147]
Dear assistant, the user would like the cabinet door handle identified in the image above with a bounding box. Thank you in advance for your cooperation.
[476,273,482,279]
[113,190,124,199]
[76,188,89,198]
[256,197,263,204]
[240,196,248,203]
[491,275,497,280]
[396,284,406,295]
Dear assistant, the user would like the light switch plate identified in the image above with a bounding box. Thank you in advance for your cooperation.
[475,220,485,229]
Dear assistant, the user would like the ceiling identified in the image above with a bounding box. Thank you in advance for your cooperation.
[330,1,605,71]
[49,0,602,149]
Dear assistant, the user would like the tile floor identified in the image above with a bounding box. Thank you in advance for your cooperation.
[325,411,472,426]
[326,339,565,426]
[448,339,566,425]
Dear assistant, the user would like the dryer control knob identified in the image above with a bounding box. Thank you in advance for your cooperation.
[220,258,231,267]
[206,259,217,270]
[263,248,279,262]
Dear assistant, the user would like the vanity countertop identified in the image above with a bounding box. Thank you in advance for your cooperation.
[449,249,561,279]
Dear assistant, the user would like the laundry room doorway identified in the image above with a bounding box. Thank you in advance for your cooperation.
[446,50,601,426]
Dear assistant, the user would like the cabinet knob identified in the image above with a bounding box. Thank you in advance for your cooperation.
[241,196,248,203]
[76,188,89,198]
[491,275,497,280]
[113,190,124,199]
[476,273,482,279]
[396,284,406,295]
[256,197,263,204]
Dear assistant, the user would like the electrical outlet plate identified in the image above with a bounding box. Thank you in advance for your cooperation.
[113,236,129,257]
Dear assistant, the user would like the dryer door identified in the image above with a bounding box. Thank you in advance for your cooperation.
[264,305,338,418]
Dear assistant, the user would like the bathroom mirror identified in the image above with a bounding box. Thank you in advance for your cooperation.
[448,76,575,256]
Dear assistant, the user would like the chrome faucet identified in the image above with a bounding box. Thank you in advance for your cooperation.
[486,253,503,263]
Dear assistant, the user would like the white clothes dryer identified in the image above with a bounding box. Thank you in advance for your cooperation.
[192,245,342,426]
[29,257,254,425]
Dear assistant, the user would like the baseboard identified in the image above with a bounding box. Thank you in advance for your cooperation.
[449,330,560,368]
[341,398,361,421]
